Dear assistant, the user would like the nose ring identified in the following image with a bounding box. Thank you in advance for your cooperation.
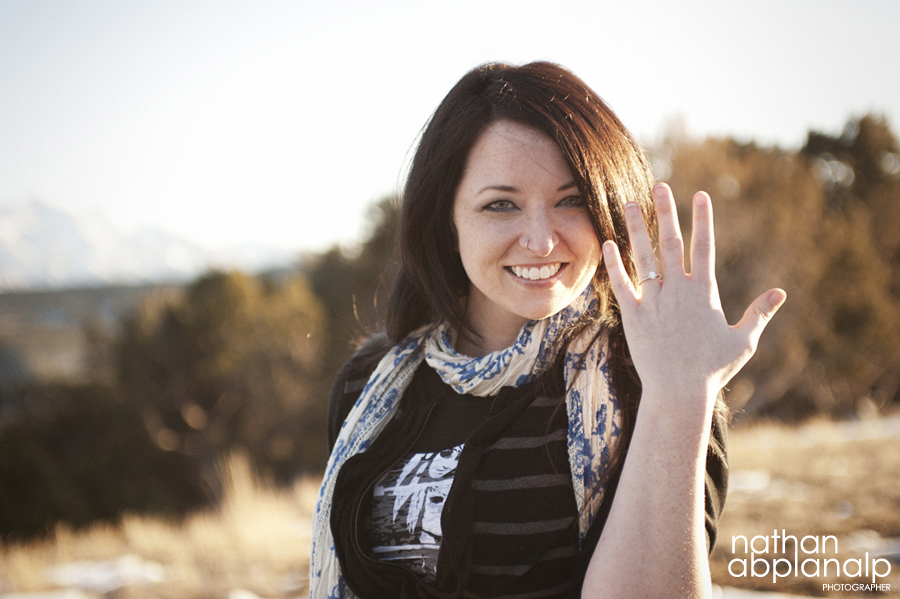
[524,238,531,250]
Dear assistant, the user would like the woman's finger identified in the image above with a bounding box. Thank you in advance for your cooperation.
[735,288,788,351]
[623,202,658,283]
[602,240,637,307]
[690,191,715,282]
[653,184,685,275]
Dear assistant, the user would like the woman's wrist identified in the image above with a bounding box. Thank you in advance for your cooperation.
[637,383,719,438]
[639,379,719,408]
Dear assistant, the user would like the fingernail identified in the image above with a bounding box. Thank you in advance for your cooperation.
[652,184,667,199]
[624,202,640,214]
[769,289,787,307]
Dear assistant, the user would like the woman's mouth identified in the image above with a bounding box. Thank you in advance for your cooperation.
[508,263,563,281]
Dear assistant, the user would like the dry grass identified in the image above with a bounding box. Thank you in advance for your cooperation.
[711,414,900,597]
[2,418,899,598]
[0,453,318,598]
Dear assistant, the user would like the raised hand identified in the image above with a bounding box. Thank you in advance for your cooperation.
[601,183,786,408]
[584,184,786,597]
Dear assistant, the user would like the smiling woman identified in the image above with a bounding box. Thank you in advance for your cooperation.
[452,120,602,356]
[309,61,785,599]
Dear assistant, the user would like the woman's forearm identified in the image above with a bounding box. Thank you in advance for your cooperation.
[581,385,716,599]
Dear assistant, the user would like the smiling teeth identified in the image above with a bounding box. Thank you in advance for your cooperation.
[511,263,561,280]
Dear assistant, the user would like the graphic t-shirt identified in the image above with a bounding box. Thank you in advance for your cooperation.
[370,445,462,575]
[369,365,494,577]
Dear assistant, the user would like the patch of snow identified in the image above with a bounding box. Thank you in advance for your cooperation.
[713,584,814,598]
[0,591,98,599]
[795,414,900,446]
[45,555,164,593]
[728,470,808,502]
[845,529,900,562]
[730,470,771,494]
[228,590,303,599]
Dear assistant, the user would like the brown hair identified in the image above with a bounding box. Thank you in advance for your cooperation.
[385,61,662,494]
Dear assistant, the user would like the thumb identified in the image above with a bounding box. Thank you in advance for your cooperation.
[736,288,787,349]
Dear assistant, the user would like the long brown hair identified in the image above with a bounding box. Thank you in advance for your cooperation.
[384,61,663,495]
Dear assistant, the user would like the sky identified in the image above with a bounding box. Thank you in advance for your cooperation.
[1,0,898,257]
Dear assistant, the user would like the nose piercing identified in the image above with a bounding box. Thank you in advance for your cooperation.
[524,239,531,250]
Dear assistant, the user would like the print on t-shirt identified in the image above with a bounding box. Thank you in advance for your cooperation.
[370,444,463,576]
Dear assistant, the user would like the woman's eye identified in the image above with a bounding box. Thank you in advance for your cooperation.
[484,199,517,211]
[558,195,585,207]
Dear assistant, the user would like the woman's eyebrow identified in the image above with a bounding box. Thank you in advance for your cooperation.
[476,184,517,194]
[476,181,577,195]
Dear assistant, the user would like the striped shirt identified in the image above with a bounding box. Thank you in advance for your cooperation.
[326,337,728,598]
[331,350,582,598]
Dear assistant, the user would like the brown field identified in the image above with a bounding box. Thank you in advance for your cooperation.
[1,416,899,598]
[0,454,317,599]
[0,283,180,383]
[711,413,900,597]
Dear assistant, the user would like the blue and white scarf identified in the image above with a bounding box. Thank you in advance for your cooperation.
[309,287,621,598]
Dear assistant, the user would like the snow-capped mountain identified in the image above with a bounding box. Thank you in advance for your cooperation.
[0,199,291,290]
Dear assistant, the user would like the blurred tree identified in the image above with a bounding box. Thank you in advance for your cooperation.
[0,382,205,541]
[82,316,116,385]
[306,196,399,380]
[657,114,900,420]
[115,271,327,486]
[801,115,900,413]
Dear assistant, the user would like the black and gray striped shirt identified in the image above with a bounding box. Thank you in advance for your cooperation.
[327,339,728,599]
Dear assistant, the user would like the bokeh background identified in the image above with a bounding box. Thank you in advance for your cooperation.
[1,1,899,597]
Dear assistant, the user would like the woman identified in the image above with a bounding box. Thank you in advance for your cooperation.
[310,61,785,598]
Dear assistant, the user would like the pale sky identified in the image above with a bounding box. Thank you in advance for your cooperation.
[1,0,898,255]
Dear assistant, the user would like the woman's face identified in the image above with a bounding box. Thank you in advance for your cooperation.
[452,120,602,351]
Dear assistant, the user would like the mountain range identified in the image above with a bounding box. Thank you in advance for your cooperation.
[0,199,294,291]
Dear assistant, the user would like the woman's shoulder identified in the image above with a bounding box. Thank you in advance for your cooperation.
[326,333,395,451]
[338,333,395,383]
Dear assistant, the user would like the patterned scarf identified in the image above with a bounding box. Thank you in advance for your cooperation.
[308,286,621,598]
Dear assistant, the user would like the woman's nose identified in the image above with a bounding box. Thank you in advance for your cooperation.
[520,214,558,257]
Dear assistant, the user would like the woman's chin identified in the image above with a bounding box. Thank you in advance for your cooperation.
[514,299,574,323]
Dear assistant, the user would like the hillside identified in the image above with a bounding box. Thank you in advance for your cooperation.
[0,283,180,384]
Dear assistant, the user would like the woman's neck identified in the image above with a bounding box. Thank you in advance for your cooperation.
[455,303,528,357]
[455,332,513,357]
